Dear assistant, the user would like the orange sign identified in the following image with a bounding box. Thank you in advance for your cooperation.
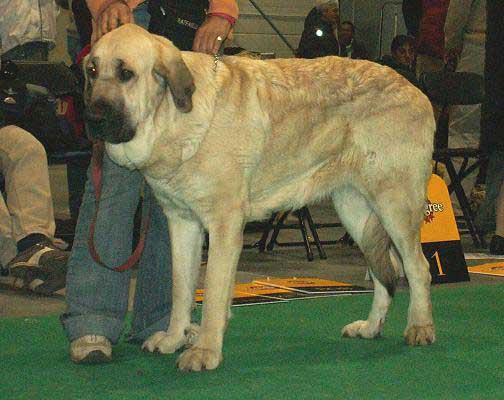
[468,262,504,277]
[421,174,460,243]
[195,282,292,303]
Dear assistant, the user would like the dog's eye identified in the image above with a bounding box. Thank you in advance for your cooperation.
[87,63,98,79]
[119,68,135,82]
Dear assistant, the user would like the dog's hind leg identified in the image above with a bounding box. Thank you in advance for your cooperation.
[372,187,435,346]
[332,186,398,339]
[142,214,204,354]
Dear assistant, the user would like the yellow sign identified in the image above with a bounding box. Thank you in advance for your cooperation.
[195,282,292,303]
[421,174,460,243]
[468,262,504,277]
[253,277,352,290]
[195,278,373,304]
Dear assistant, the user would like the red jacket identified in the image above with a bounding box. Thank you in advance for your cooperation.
[417,0,450,59]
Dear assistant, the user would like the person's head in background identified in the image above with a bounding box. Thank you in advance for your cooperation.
[339,21,355,47]
[391,35,416,70]
[317,1,340,29]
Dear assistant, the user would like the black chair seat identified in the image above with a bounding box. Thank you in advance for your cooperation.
[433,147,481,158]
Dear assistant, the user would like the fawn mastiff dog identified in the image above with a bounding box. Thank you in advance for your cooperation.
[84,24,436,371]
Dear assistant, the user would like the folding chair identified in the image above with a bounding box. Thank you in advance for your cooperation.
[254,207,332,261]
[422,71,488,247]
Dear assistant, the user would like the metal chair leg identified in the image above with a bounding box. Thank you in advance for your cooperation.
[294,209,314,261]
[266,211,290,251]
[255,213,277,252]
[444,158,486,248]
[302,206,327,259]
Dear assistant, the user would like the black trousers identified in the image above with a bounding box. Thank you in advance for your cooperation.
[480,0,504,153]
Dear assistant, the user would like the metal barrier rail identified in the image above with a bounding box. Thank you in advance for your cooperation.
[247,0,297,56]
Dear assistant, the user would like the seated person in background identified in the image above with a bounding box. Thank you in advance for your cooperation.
[0,0,57,62]
[338,21,368,60]
[380,35,419,86]
[0,124,69,294]
[297,1,340,59]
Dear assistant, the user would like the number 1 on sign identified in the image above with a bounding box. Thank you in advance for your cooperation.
[432,251,446,276]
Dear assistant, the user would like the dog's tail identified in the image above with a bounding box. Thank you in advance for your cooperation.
[360,214,400,297]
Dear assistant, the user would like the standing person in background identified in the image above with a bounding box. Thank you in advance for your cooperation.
[0,0,58,62]
[444,0,486,150]
[476,0,504,254]
[444,0,486,211]
[414,1,450,78]
[402,0,421,38]
[338,21,368,60]
[297,1,340,59]
[61,0,239,365]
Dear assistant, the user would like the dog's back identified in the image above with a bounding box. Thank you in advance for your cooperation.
[207,56,435,220]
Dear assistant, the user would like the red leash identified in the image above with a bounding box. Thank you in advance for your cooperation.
[87,140,150,272]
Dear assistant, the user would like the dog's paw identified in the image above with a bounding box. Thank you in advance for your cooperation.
[177,346,222,372]
[142,324,200,354]
[341,320,382,339]
[404,324,436,346]
[142,331,169,353]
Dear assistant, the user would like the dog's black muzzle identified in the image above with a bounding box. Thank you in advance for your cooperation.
[84,99,135,144]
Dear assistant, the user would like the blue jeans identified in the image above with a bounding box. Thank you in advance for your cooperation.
[60,1,166,344]
[61,153,173,344]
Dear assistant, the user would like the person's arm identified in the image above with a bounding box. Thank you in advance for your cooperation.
[193,0,239,54]
[208,0,239,23]
[444,0,472,55]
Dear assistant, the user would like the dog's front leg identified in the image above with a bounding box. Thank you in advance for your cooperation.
[143,213,204,354]
[177,213,244,371]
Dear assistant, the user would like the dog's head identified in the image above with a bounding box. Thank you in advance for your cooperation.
[83,24,195,144]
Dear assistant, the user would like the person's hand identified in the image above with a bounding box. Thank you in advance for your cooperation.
[192,15,232,55]
[94,0,134,44]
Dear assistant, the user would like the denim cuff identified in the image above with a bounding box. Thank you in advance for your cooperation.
[60,312,126,344]
[126,314,171,343]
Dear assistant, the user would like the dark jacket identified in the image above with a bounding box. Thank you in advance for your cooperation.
[480,0,504,152]
[340,40,368,60]
[402,0,422,37]
[297,7,339,59]
[148,0,209,51]
[380,55,420,88]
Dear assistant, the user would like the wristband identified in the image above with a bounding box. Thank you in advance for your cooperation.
[207,12,236,26]
[96,0,130,22]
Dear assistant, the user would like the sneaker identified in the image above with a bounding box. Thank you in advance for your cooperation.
[7,240,69,294]
[70,335,112,364]
[489,235,504,255]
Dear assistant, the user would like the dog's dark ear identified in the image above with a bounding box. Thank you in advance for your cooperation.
[152,35,195,113]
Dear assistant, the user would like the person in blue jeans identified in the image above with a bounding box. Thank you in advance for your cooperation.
[61,0,239,364]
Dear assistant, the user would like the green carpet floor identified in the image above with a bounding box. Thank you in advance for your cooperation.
[1,284,503,400]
